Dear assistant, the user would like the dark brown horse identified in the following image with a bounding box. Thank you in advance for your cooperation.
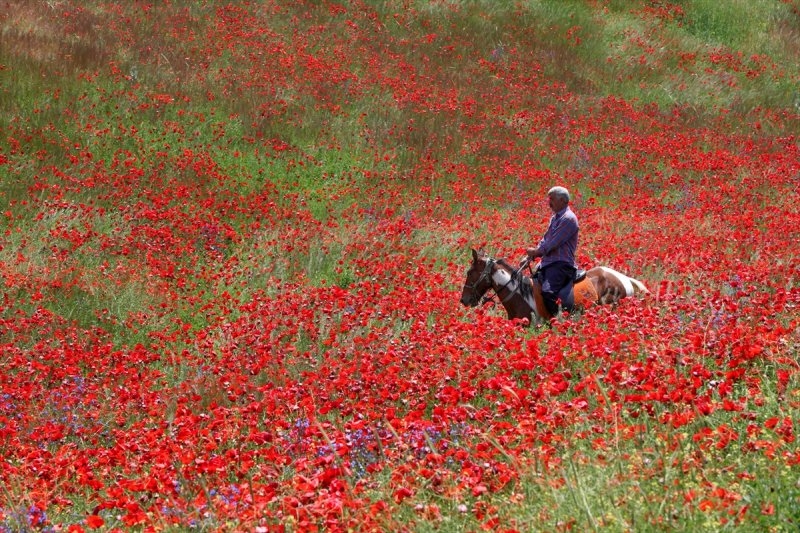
[459,249,648,325]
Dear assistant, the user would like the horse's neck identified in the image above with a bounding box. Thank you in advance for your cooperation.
[492,268,537,321]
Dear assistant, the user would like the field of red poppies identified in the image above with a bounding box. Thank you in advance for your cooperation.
[1,1,799,531]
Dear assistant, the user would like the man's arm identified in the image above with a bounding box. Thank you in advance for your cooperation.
[526,246,544,258]
[527,215,577,259]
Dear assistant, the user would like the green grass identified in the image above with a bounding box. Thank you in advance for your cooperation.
[1,2,799,531]
[682,0,776,49]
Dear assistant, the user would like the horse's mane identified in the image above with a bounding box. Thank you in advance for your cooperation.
[495,257,517,274]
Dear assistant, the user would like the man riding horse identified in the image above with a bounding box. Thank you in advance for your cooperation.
[524,186,579,318]
[460,186,647,325]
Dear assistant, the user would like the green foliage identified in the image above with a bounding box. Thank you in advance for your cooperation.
[683,0,774,48]
[1,2,799,531]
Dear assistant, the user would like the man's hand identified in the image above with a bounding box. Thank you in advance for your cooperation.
[526,247,542,259]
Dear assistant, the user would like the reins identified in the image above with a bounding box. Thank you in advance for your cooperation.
[479,256,535,305]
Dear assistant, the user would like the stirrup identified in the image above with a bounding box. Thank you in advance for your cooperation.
[574,269,586,283]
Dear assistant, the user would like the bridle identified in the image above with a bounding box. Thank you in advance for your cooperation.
[465,255,535,305]
[463,257,496,304]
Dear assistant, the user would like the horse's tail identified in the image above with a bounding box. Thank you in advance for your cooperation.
[629,276,649,294]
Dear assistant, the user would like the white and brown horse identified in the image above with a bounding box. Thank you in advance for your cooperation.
[460,249,648,325]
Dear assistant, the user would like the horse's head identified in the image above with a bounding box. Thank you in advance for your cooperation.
[460,249,496,307]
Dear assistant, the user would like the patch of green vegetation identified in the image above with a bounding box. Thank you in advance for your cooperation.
[305,240,356,288]
[682,0,773,49]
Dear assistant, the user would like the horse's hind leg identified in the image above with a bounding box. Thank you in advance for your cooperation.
[600,286,624,305]
[591,275,622,305]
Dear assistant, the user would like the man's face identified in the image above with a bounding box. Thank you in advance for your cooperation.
[548,194,567,213]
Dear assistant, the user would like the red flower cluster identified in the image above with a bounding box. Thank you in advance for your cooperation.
[1,1,798,530]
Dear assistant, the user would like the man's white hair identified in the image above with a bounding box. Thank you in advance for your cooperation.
[548,186,570,202]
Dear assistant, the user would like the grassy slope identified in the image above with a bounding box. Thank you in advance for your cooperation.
[1,0,799,531]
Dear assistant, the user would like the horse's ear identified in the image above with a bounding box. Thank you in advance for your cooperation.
[471,248,479,261]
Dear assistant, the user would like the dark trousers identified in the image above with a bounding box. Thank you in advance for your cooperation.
[540,262,576,316]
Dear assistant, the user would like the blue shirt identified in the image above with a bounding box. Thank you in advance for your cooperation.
[539,205,579,268]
